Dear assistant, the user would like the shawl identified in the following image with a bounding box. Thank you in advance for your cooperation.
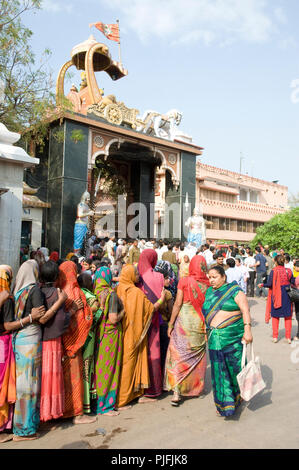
[186,255,210,322]
[13,259,39,296]
[13,260,39,320]
[57,261,92,357]
[137,249,164,302]
[49,251,59,262]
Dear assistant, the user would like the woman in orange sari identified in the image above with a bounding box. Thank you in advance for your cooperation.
[116,265,166,408]
[0,266,16,442]
[57,261,96,424]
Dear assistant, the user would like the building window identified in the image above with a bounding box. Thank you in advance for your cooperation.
[249,191,258,203]
[239,189,247,201]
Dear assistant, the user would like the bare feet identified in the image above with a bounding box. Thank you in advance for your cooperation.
[104,410,120,417]
[13,434,39,441]
[0,433,13,443]
[73,415,97,425]
[138,397,158,404]
[115,405,132,411]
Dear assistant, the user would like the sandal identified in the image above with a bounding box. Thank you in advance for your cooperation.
[171,393,181,406]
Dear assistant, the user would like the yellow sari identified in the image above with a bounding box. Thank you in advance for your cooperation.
[116,265,154,407]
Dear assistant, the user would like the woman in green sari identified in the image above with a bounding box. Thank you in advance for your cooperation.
[202,265,253,417]
[92,267,124,417]
[78,272,103,415]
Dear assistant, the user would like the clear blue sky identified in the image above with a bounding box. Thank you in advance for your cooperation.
[24,0,299,195]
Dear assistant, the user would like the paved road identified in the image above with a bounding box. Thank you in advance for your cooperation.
[2,298,299,450]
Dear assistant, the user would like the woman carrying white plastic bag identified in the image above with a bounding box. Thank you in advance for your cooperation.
[237,342,266,401]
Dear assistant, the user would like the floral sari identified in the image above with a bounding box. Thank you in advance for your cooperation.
[0,266,16,433]
[164,256,209,396]
[92,267,123,414]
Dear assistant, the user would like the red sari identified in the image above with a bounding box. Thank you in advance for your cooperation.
[57,261,92,418]
[138,250,164,398]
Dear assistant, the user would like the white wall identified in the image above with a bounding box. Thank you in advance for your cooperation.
[0,161,24,276]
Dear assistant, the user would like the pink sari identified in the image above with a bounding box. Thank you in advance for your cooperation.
[138,250,164,398]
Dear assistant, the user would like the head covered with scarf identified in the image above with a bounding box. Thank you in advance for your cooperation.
[137,249,164,302]
[186,255,210,322]
[93,266,113,310]
[13,259,39,320]
[154,260,178,298]
[57,261,92,357]
[0,265,13,293]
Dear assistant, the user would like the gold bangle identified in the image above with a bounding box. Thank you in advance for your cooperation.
[244,323,251,327]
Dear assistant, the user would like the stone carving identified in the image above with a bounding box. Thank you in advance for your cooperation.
[88,97,140,128]
[185,206,206,248]
[73,191,94,254]
[94,135,105,148]
[137,109,182,141]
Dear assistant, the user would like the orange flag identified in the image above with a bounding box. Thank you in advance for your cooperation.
[90,22,120,42]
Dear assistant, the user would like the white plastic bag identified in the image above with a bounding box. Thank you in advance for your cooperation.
[237,342,266,401]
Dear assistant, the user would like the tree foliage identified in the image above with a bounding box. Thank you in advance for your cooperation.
[0,0,70,147]
[251,207,299,256]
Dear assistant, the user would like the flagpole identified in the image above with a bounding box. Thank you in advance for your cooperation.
[117,19,122,66]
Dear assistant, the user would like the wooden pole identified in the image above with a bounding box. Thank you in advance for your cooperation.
[117,19,122,66]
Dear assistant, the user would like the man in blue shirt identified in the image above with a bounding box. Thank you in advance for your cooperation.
[254,246,268,298]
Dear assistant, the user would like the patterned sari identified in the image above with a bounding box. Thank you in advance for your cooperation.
[13,260,42,436]
[57,261,92,419]
[164,256,209,396]
[81,287,102,414]
[202,281,244,417]
[0,266,16,433]
[93,267,123,414]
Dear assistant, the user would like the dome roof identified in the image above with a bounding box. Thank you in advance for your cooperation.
[71,35,111,71]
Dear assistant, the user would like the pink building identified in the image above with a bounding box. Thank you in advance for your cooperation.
[196,162,288,243]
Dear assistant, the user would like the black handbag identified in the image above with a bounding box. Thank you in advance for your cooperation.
[286,286,299,303]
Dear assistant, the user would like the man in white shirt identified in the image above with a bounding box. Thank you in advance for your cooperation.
[244,250,256,297]
[235,257,249,293]
[226,258,243,287]
[203,243,214,269]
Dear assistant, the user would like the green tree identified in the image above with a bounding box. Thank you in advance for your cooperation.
[251,207,299,256]
[0,0,70,147]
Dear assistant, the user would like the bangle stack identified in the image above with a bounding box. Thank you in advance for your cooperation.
[29,314,33,324]
[19,318,24,328]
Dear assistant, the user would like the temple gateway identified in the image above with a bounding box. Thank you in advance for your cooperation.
[24,35,288,256]
[25,35,203,255]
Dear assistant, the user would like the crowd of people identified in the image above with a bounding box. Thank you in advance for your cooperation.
[0,237,298,442]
